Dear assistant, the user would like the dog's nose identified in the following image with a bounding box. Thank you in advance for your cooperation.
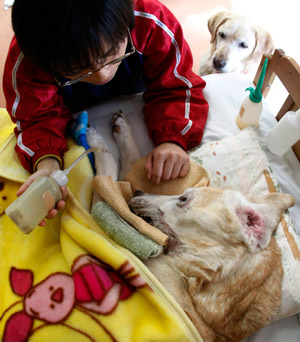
[133,190,144,197]
[213,57,226,70]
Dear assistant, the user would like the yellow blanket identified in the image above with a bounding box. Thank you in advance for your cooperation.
[0,109,202,342]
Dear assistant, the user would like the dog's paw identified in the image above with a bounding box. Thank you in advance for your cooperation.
[112,110,130,135]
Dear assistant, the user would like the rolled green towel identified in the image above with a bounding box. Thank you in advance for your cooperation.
[91,201,163,260]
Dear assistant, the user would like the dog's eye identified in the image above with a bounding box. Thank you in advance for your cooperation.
[239,42,248,49]
[177,195,190,208]
[218,32,225,39]
[179,196,188,203]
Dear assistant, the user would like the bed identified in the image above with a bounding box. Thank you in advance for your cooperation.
[0,49,299,341]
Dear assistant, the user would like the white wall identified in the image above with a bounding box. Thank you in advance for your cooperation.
[231,0,300,63]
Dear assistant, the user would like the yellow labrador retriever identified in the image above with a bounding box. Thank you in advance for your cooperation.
[199,11,274,76]
[87,113,294,341]
[129,187,295,342]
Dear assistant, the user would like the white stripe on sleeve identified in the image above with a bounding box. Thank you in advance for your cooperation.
[17,132,35,157]
[134,11,193,135]
[11,52,24,118]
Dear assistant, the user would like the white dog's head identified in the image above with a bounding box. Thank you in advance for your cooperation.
[129,188,294,254]
[206,11,274,74]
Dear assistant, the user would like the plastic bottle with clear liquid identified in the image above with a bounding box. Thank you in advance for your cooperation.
[266,109,300,156]
[236,58,268,129]
[5,148,98,234]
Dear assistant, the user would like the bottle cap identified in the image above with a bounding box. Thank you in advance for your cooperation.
[49,148,100,187]
[247,58,268,103]
[50,170,69,186]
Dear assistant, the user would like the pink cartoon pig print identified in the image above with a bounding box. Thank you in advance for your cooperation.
[1,255,147,342]
[24,272,75,322]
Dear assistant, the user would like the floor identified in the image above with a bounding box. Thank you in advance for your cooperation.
[0,0,231,108]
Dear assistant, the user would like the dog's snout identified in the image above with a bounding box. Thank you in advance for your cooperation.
[133,190,144,197]
[213,57,226,70]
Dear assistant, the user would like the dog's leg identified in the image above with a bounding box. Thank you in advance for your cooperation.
[112,110,141,180]
[86,126,119,206]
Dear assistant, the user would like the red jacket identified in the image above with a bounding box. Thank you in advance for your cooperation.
[3,0,208,173]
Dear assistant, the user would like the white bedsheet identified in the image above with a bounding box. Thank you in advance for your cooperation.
[86,72,300,342]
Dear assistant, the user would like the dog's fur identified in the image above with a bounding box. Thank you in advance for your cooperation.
[129,188,295,342]
[87,113,295,341]
[199,11,274,76]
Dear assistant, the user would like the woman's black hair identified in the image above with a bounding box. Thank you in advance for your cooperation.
[12,0,135,77]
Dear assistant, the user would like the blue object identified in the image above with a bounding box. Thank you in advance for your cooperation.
[72,111,96,173]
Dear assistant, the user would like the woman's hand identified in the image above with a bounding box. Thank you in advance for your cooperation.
[17,157,67,226]
[144,142,190,185]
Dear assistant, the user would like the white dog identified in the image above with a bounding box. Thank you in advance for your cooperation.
[199,11,274,76]
[128,187,295,342]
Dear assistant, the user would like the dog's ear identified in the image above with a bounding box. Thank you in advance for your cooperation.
[208,11,231,43]
[256,193,295,211]
[236,193,294,253]
[251,28,275,62]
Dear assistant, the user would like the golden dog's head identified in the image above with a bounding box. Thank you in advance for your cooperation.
[129,187,294,254]
[207,11,274,73]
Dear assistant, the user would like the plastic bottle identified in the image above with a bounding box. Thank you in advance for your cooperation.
[266,109,300,156]
[5,148,98,234]
[236,58,268,129]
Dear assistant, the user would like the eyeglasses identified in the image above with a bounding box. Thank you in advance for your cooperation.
[54,29,136,87]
